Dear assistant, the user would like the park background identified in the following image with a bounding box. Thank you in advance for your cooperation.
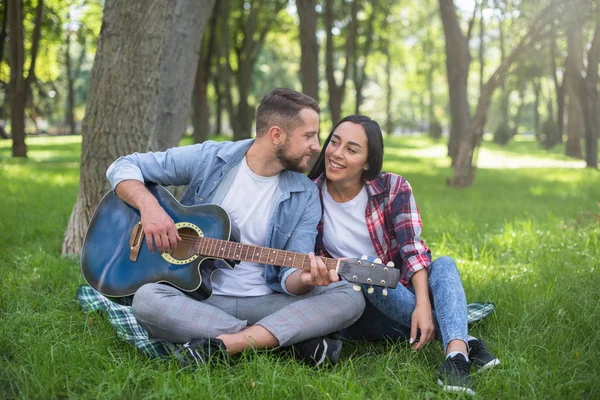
[1,0,599,398]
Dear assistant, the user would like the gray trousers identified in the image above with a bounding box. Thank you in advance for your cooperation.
[131,280,366,347]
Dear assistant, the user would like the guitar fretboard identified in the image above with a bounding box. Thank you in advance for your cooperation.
[193,236,339,271]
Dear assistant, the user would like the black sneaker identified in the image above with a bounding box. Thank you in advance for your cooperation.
[438,353,475,396]
[292,337,342,367]
[171,338,227,367]
[469,338,500,370]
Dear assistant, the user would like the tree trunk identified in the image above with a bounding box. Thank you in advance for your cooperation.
[385,42,393,136]
[213,73,223,135]
[565,25,584,158]
[62,0,216,256]
[427,64,435,122]
[533,79,541,141]
[8,0,27,157]
[220,0,285,141]
[154,0,216,150]
[479,0,484,94]
[192,45,211,144]
[296,0,319,102]
[353,0,377,114]
[578,22,600,169]
[192,9,218,144]
[0,0,8,67]
[449,0,562,187]
[512,84,526,137]
[325,0,358,125]
[438,0,471,165]
[550,26,565,140]
[65,31,76,135]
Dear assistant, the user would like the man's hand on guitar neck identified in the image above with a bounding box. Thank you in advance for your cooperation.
[285,252,340,295]
[115,180,181,254]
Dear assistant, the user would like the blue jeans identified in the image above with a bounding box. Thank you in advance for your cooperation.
[340,256,468,352]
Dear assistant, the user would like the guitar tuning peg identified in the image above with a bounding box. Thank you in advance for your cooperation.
[386,261,395,267]
[382,288,388,296]
[360,255,368,260]
[367,286,374,294]
[353,285,361,292]
[374,258,382,264]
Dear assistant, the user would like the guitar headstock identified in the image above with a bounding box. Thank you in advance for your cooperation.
[337,257,399,296]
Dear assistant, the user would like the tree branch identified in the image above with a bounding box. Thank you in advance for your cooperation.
[466,0,479,44]
[25,0,44,87]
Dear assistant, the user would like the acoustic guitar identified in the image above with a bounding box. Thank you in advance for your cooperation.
[81,184,399,299]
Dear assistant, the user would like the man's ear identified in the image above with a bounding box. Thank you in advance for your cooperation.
[269,126,285,145]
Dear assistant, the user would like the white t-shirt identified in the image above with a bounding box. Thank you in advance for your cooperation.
[210,157,280,297]
[322,183,377,260]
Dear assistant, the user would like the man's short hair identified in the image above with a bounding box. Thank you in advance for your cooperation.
[255,88,320,137]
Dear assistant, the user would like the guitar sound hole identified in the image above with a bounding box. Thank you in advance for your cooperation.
[172,227,199,260]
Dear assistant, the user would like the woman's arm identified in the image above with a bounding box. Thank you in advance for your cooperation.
[410,269,435,350]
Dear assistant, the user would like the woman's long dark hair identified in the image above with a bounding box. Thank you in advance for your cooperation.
[308,115,384,181]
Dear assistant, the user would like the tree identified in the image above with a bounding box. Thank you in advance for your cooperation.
[0,0,8,139]
[549,22,566,146]
[296,0,319,102]
[192,7,218,144]
[64,25,88,135]
[572,20,600,168]
[8,0,44,157]
[62,0,217,255]
[352,0,378,114]
[324,0,358,125]
[219,0,287,141]
[449,0,565,187]
[564,23,584,158]
[438,0,477,165]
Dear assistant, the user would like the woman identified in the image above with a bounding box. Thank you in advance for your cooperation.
[308,115,499,395]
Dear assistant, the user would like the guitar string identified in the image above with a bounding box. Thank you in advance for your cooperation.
[150,232,338,269]
[143,233,395,285]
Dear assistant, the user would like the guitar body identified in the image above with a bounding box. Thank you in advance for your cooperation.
[81,184,231,298]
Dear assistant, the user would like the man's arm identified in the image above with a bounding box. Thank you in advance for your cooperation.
[106,145,207,253]
[277,186,337,295]
[114,180,181,253]
[284,252,339,295]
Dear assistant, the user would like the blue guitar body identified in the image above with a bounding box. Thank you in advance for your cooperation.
[81,184,231,299]
[82,184,401,300]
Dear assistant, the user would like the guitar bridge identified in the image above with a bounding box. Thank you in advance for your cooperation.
[129,222,144,261]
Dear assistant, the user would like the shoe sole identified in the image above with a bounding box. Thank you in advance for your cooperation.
[437,379,476,396]
[476,358,500,371]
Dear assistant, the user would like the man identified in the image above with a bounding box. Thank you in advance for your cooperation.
[106,88,366,366]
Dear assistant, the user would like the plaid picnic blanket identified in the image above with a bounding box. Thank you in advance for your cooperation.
[76,284,496,359]
[76,285,171,358]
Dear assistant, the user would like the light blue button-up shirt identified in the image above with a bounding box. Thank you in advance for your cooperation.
[106,139,321,294]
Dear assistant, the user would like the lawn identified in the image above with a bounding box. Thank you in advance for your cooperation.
[1,135,599,399]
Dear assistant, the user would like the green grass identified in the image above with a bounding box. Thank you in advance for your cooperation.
[1,135,599,399]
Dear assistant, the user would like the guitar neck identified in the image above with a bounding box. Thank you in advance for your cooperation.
[193,236,338,271]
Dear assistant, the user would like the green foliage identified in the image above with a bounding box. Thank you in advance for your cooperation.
[1,136,599,398]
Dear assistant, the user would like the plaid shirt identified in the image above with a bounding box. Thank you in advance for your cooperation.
[314,173,432,289]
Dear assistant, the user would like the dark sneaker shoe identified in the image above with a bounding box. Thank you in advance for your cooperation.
[469,338,500,370]
[438,353,475,396]
[172,338,227,367]
[292,337,342,367]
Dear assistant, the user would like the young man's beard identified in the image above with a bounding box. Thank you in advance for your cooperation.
[276,141,309,173]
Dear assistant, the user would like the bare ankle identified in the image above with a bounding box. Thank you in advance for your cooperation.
[446,339,468,357]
